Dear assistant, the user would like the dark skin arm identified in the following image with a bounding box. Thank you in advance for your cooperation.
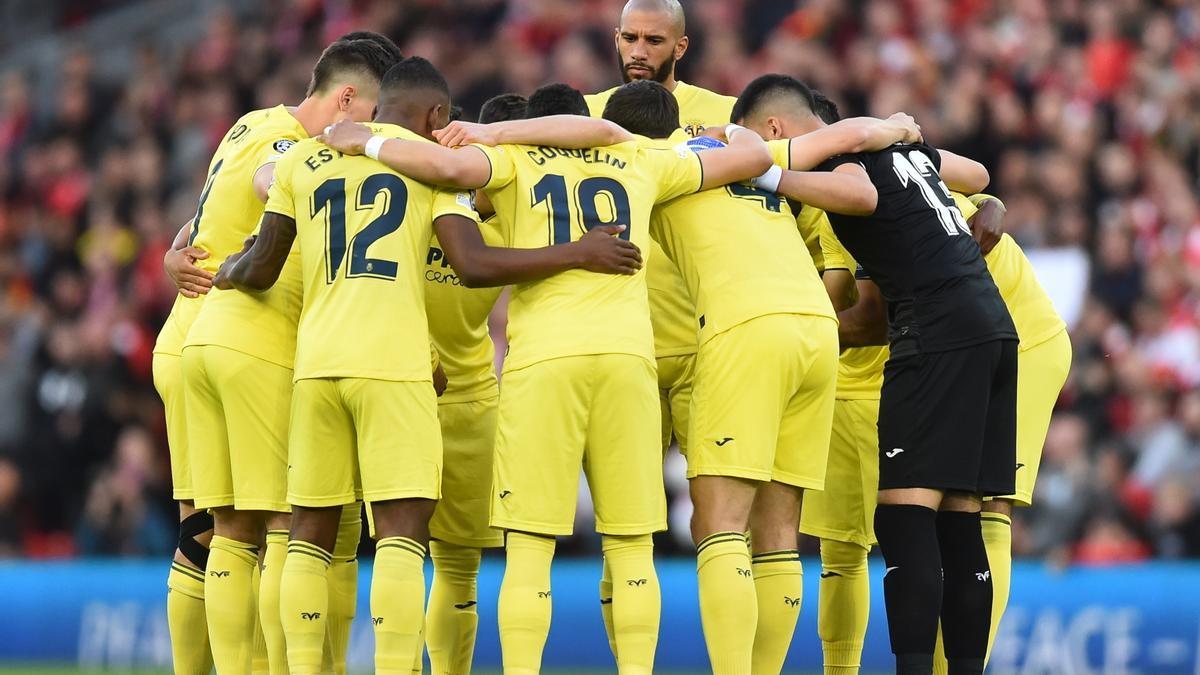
[968,197,1005,256]
[823,268,889,348]
[212,212,295,292]
[433,215,642,288]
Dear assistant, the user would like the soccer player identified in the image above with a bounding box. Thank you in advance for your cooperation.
[151,36,396,675]
[635,118,917,674]
[320,78,773,675]
[217,58,644,675]
[419,91,525,675]
[735,74,1012,675]
[585,2,736,648]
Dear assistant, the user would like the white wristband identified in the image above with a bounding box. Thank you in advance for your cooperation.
[725,124,747,141]
[364,135,387,160]
[751,164,783,193]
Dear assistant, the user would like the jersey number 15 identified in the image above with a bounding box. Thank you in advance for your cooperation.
[892,150,970,237]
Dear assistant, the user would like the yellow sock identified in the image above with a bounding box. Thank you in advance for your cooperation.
[327,504,362,675]
[373,536,428,675]
[599,557,617,662]
[427,540,482,675]
[412,614,426,674]
[280,540,331,674]
[259,530,289,675]
[252,559,269,675]
[498,532,555,675]
[751,549,802,675]
[982,512,1013,664]
[167,562,214,675]
[817,539,870,675]
[603,534,660,675]
[933,629,948,675]
[205,535,260,674]
[696,532,756,675]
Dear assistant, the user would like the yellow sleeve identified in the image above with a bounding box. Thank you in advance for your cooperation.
[259,136,301,170]
[264,153,297,220]
[433,189,480,222]
[479,214,506,247]
[767,139,792,169]
[472,144,518,192]
[644,147,704,203]
[968,193,1005,209]
[818,215,851,272]
[951,192,979,220]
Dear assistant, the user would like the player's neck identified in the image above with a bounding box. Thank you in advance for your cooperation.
[291,96,338,138]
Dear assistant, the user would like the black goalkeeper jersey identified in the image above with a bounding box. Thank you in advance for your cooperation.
[818,142,1016,358]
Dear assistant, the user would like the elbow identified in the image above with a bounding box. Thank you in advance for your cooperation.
[967,165,990,194]
[846,190,878,217]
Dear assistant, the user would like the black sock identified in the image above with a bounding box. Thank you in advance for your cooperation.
[937,510,991,675]
[874,503,942,675]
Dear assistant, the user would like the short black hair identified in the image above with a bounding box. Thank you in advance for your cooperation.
[309,39,395,96]
[731,74,816,124]
[811,89,841,124]
[335,30,403,64]
[449,104,464,122]
[526,83,589,118]
[479,93,527,124]
[601,80,679,138]
[381,56,450,97]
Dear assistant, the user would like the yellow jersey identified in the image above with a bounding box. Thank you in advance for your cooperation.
[474,139,703,372]
[651,166,835,346]
[818,217,889,400]
[588,81,736,360]
[952,193,1067,352]
[266,123,477,381]
[153,105,305,356]
[424,214,504,404]
[768,139,826,270]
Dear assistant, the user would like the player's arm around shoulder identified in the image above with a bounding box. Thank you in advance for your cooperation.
[435,116,634,149]
[786,113,922,171]
[318,120,492,189]
[690,124,774,192]
[777,164,877,216]
[214,155,298,292]
[937,148,989,195]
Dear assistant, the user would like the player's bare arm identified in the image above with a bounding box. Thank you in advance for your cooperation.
[786,114,921,170]
[434,215,642,287]
[693,125,774,190]
[434,116,635,149]
[968,196,1006,255]
[937,149,990,194]
[318,120,491,189]
[252,163,276,203]
[163,220,213,298]
[213,212,296,292]
[776,167,878,216]
[836,277,888,348]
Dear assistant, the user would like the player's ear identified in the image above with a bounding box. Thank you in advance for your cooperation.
[767,116,784,140]
[674,35,689,60]
[338,84,356,112]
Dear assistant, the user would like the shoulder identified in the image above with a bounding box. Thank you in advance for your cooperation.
[585,88,617,116]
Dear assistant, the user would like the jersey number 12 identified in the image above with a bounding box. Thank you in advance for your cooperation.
[313,174,408,283]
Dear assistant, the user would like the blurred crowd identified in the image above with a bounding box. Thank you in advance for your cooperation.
[0,0,1198,564]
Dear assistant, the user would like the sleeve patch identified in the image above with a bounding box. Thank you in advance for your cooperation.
[272,139,296,154]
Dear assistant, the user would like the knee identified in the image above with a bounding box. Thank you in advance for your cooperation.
[820,539,869,577]
[371,498,437,543]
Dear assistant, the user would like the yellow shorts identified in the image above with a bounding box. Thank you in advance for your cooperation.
[288,378,442,508]
[183,345,293,512]
[688,313,838,487]
[152,352,191,501]
[799,398,880,548]
[990,329,1072,506]
[491,354,667,536]
[430,395,503,548]
[657,353,695,455]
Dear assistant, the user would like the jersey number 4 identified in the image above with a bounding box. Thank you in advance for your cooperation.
[891,150,970,237]
[313,174,408,283]
[532,174,632,245]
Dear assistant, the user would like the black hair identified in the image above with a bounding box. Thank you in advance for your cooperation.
[449,104,464,122]
[335,30,403,65]
[526,83,589,118]
[810,89,841,124]
[479,93,528,124]
[731,73,816,124]
[601,80,679,138]
[380,56,450,97]
[308,39,395,96]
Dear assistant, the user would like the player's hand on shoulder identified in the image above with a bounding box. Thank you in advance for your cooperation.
[968,198,1005,255]
[164,245,213,298]
[434,121,496,148]
[318,120,372,155]
[888,113,922,143]
[573,225,643,275]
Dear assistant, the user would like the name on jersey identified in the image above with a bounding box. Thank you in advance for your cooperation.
[526,146,627,170]
[426,246,464,286]
[303,147,345,172]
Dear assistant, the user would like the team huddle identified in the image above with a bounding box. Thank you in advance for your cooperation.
[151,1,1072,675]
